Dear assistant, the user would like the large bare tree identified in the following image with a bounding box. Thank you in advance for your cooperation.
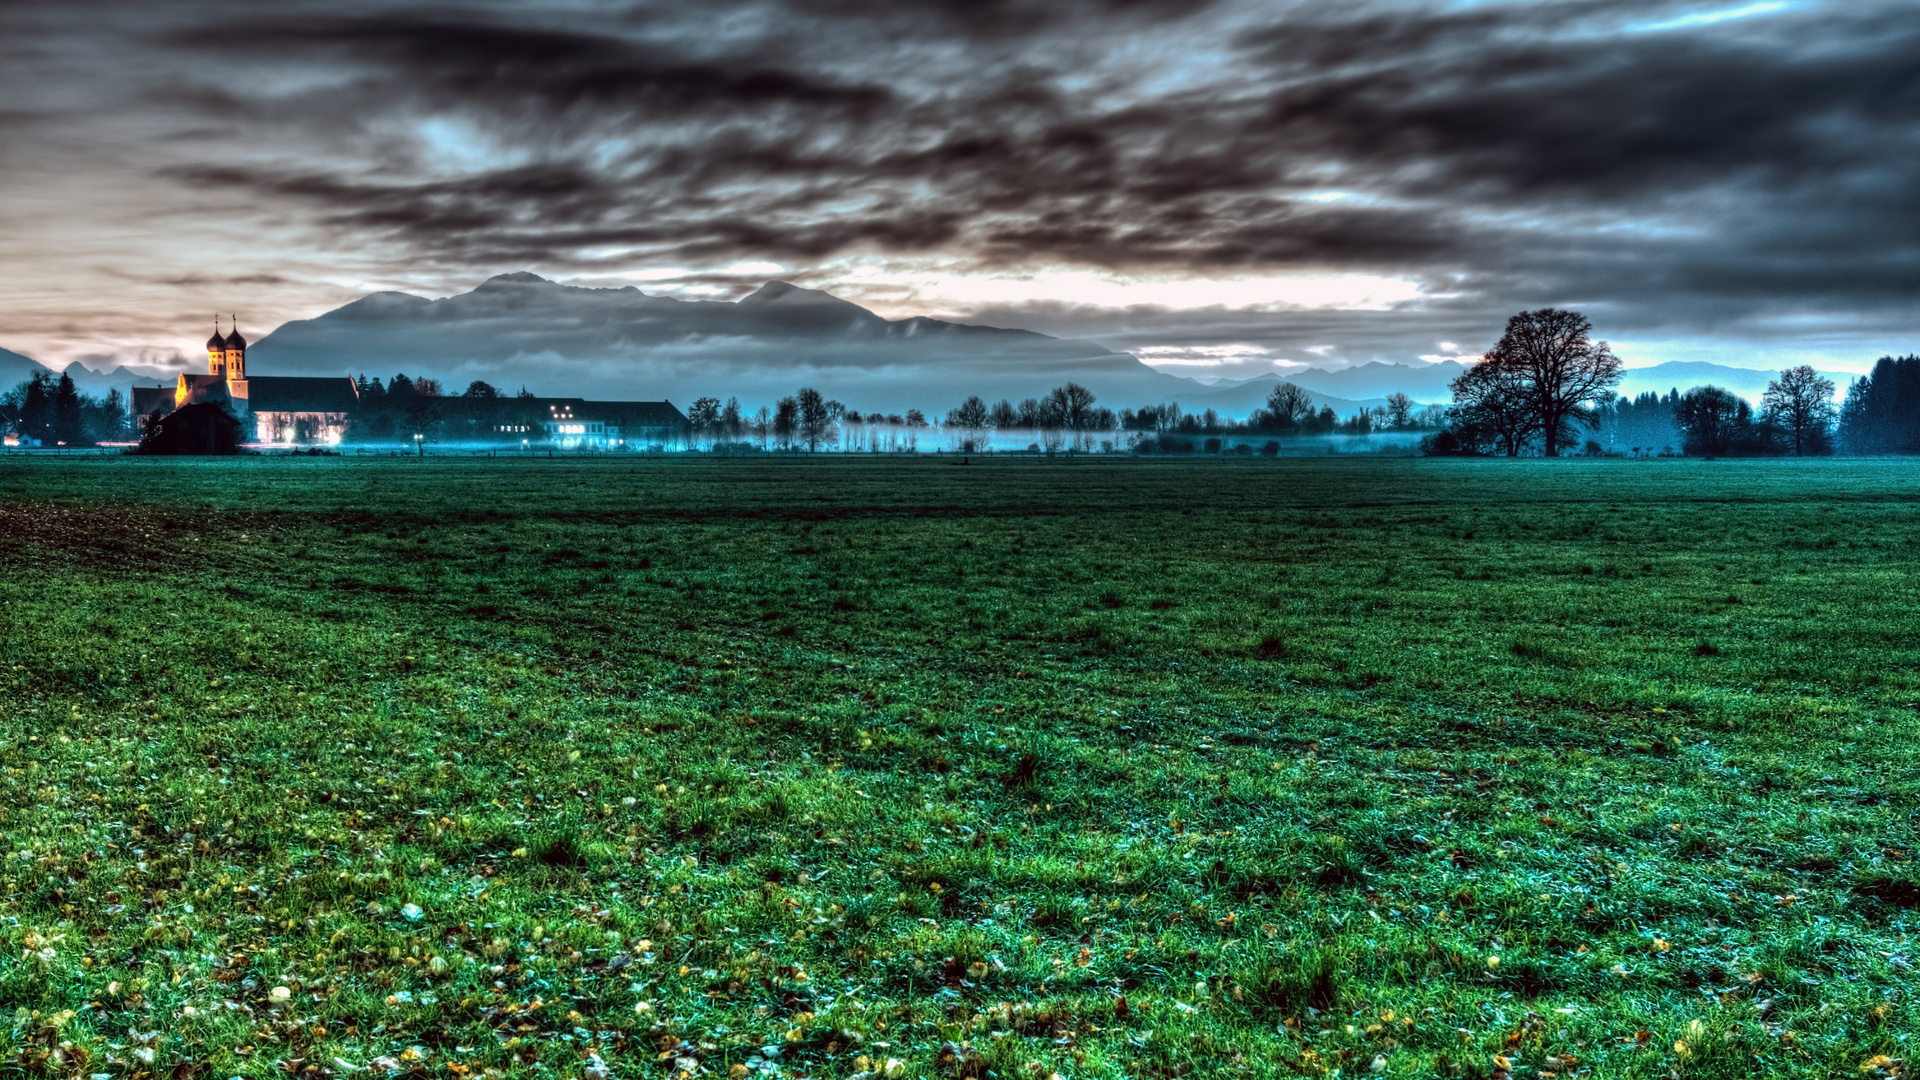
[1265,382,1315,431]
[1043,382,1097,430]
[1384,392,1414,430]
[947,395,989,431]
[1761,365,1836,456]
[796,387,831,451]
[1447,357,1537,456]
[1479,309,1622,456]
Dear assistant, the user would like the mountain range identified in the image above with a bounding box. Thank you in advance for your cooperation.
[3,275,1863,414]
[1614,361,1855,401]
[243,273,1387,414]
[0,346,174,400]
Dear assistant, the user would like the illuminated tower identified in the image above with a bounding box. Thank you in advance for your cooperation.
[207,316,227,377]
[223,315,247,381]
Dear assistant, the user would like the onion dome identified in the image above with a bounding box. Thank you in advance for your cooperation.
[207,320,227,352]
[224,319,247,351]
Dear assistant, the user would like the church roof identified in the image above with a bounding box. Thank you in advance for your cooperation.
[246,376,358,413]
[130,386,173,417]
[223,329,248,351]
[575,400,688,427]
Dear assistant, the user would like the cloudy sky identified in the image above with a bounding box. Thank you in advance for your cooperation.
[1,0,1914,379]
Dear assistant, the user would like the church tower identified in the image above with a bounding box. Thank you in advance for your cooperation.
[207,316,227,377]
[223,315,247,381]
[176,313,252,413]
[223,314,249,410]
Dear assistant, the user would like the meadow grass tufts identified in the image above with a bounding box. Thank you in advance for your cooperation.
[0,455,1916,1078]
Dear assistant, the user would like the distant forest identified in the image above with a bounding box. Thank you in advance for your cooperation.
[336,374,1453,453]
[0,370,131,448]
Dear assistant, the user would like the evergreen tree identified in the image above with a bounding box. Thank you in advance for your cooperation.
[773,396,797,448]
[89,388,129,442]
[52,373,87,446]
[18,374,52,445]
[1836,355,1920,453]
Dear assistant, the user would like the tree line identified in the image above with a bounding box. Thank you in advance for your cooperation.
[682,384,1113,453]
[684,390,931,452]
[1429,308,1863,457]
[22,328,1907,459]
[1,371,131,447]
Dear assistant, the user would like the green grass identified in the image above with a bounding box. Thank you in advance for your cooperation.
[1,456,1917,1079]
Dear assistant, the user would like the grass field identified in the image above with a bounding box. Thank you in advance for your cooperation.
[2,456,1917,1080]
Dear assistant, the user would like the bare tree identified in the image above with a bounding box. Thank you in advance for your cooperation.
[988,399,1018,429]
[1479,309,1622,456]
[824,398,846,436]
[1761,365,1836,456]
[1448,357,1537,456]
[1265,382,1315,431]
[796,388,831,451]
[948,395,989,430]
[946,395,990,451]
[1048,383,1096,430]
[687,396,721,448]
[1385,392,1414,430]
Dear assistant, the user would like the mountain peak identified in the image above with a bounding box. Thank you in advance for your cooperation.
[475,271,557,291]
[740,280,835,305]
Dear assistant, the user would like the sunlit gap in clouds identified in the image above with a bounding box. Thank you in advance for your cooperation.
[561,261,1428,317]
[1134,343,1294,372]
[837,268,1425,314]
[1627,1,1795,33]
[410,118,523,175]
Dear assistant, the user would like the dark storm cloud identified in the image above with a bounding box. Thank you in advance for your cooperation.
[1242,5,1920,197]
[3,0,1916,371]
[164,17,895,121]
[782,0,1224,37]
[149,3,1915,316]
